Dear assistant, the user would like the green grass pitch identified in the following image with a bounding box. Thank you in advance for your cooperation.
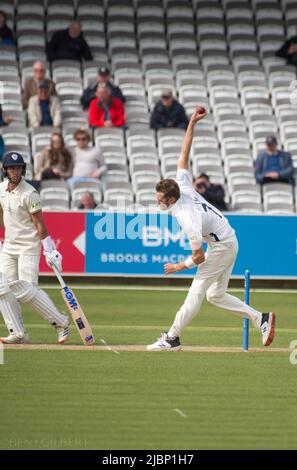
[0,286,296,450]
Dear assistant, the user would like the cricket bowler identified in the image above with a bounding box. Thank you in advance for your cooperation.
[0,152,70,344]
[147,108,276,351]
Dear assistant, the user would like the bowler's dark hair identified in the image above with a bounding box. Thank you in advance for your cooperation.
[155,179,180,201]
[198,173,210,181]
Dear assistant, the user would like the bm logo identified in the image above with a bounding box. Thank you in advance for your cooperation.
[64,287,78,310]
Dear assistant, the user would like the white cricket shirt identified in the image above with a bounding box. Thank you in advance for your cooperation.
[0,178,42,255]
[170,169,235,250]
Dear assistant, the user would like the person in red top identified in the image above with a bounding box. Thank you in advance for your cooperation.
[88,84,125,128]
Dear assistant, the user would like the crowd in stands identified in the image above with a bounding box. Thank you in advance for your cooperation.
[81,66,125,110]
[0,16,296,212]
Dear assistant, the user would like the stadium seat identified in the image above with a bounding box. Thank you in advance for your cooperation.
[41,199,70,211]
[17,0,45,17]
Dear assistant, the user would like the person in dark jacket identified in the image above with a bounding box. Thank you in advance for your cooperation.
[150,90,189,130]
[194,173,228,211]
[0,10,14,45]
[81,66,125,110]
[46,21,93,62]
[255,135,294,185]
[276,29,297,66]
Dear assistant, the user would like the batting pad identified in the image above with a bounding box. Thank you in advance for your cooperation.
[0,274,26,337]
[9,280,69,328]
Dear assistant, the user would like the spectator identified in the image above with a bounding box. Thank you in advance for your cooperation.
[0,10,14,46]
[276,28,297,66]
[150,89,189,130]
[22,61,56,109]
[81,66,125,110]
[89,84,125,128]
[28,81,62,128]
[0,104,13,126]
[35,133,73,181]
[255,136,294,185]
[67,129,107,190]
[46,21,93,62]
[194,173,228,211]
[78,191,97,209]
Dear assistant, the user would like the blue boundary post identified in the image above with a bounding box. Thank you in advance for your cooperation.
[243,270,250,352]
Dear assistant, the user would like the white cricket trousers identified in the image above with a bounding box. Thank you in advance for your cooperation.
[0,252,40,285]
[168,236,262,338]
[0,252,68,335]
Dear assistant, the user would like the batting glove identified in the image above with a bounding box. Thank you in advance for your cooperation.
[44,249,63,272]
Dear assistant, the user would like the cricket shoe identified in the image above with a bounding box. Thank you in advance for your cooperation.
[0,332,30,344]
[55,318,70,344]
[260,312,276,346]
[147,332,181,351]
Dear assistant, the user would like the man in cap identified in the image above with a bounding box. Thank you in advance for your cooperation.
[27,81,61,128]
[150,89,189,130]
[22,61,56,109]
[81,66,125,110]
[0,152,70,344]
[255,135,294,185]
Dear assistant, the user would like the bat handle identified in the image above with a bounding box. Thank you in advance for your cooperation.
[52,265,66,289]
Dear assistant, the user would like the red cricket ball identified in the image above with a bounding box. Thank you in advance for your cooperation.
[197,106,206,114]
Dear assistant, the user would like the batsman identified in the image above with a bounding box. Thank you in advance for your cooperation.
[0,152,70,344]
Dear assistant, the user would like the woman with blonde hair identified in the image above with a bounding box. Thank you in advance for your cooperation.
[67,128,106,190]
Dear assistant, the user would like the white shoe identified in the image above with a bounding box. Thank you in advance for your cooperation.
[55,318,70,344]
[0,332,30,344]
[147,332,181,351]
[260,312,276,346]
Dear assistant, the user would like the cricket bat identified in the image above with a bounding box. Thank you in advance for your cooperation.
[53,266,95,345]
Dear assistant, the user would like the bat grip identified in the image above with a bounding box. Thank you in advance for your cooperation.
[52,265,66,289]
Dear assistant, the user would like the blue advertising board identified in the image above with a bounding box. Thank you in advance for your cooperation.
[85,212,297,278]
